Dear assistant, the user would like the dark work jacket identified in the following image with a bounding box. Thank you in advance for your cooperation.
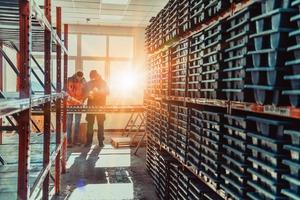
[84,78,109,106]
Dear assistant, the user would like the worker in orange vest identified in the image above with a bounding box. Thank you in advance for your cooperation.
[67,71,86,147]
[84,70,109,147]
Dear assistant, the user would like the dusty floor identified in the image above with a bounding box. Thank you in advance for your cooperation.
[52,133,158,200]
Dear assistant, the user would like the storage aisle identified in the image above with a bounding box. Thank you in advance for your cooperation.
[53,133,156,200]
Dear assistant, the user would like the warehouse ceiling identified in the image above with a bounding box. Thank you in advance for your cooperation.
[36,0,168,27]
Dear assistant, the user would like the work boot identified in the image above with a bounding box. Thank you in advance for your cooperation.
[99,142,104,148]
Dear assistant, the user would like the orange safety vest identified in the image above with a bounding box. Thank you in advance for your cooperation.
[67,76,86,106]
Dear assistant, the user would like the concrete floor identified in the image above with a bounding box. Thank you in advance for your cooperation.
[52,133,158,200]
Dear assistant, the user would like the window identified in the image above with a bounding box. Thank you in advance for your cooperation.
[108,61,143,105]
[83,61,106,80]
[82,35,106,57]
[67,60,76,78]
[68,34,78,56]
[58,33,142,106]
[109,36,134,58]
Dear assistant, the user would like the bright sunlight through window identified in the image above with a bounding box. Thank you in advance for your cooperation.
[109,67,143,97]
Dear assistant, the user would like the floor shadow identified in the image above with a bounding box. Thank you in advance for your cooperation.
[66,145,106,187]
[52,133,157,200]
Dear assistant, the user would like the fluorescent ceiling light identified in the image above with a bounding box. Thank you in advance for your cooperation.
[100,14,124,20]
[102,0,129,5]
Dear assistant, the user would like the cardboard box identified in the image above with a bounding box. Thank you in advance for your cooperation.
[31,116,44,133]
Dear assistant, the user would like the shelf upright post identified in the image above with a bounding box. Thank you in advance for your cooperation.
[168,49,171,97]
[55,7,62,195]
[17,0,32,199]
[62,24,68,174]
[0,42,3,145]
[43,0,52,199]
[16,50,20,92]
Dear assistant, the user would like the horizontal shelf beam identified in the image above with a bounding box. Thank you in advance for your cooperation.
[0,93,66,119]
[32,105,146,114]
[149,95,300,119]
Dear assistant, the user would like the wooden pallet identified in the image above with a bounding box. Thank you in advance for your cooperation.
[111,137,133,148]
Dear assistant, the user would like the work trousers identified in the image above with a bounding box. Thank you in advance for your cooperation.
[67,113,82,144]
[86,114,105,145]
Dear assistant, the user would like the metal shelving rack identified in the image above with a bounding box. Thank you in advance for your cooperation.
[0,0,69,200]
[145,0,300,200]
[146,0,300,120]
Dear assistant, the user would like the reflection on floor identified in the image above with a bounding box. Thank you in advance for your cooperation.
[69,183,134,200]
[53,134,157,200]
